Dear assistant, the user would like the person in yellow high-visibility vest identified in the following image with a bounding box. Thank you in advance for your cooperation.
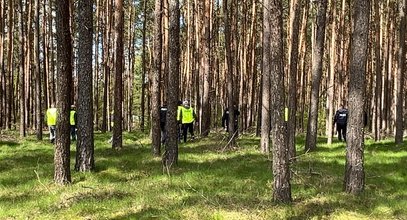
[70,105,77,141]
[176,100,183,141]
[179,100,197,143]
[46,104,57,143]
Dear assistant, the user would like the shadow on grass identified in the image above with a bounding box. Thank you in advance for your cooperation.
[0,140,19,147]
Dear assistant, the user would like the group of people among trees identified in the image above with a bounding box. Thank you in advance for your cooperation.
[45,105,77,143]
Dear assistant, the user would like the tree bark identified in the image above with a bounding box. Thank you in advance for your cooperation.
[75,0,94,172]
[54,0,72,185]
[34,0,42,140]
[344,0,369,195]
[112,0,124,150]
[395,0,406,144]
[19,0,26,137]
[163,0,180,167]
[151,0,162,156]
[261,0,271,154]
[305,0,327,151]
[201,0,211,137]
[269,0,292,203]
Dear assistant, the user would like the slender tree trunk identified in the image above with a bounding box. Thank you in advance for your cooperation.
[344,0,369,195]
[327,0,336,145]
[54,0,72,185]
[287,0,301,159]
[151,0,162,156]
[75,0,94,172]
[6,0,13,130]
[112,0,124,150]
[19,0,26,137]
[141,0,147,132]
[305,0,327,151]
[34,0,42,140]
[201,0,211,137]
[269,0,292,203]
[261,0,271,154]
[163,0,180,167]
[395,0,406,144]
[224,0,237,148]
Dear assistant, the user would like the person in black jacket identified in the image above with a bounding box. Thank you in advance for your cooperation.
[334,105,348,141]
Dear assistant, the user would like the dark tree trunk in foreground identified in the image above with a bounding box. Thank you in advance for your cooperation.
[395,0,406,144]
[269,0,292,203]
[151,0,162,156]
[112,0,124,150]
[163,0,180,167]
[54,0,72,184]
[344,0,369,195]
[19,0,26,137]
[75,0,94,172]
[305,0,328,151]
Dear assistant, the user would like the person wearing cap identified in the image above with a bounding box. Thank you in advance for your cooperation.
[179,100,197,143]
[46,104,57,143]
[70,105,77,141]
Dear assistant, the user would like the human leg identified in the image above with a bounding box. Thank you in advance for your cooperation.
[182,124,188,143]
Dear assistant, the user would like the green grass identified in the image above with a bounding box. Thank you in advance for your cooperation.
[0,131,406,219]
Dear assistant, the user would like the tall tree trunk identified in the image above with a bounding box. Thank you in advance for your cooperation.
[0,0,4,130]
[112,0,124,150]
[224,0,237,148]
[54,0,72,185]
[35,0,42,140]
[344,0,369,195]
[6,0,13,130]
[269,0,292,203]
[373,0,382,141]
[75,0,94,172]
[260,0,271,154]
[141,0,147,132]
[163,0,180,167]
[201,0,211,137]
[287,0,302,159]
[151,0,162,156]
[19,0,26,137]
[327,0,336,145]
[395,0,406,144]
[305,0,327,151]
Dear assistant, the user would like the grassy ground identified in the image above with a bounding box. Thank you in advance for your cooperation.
[0,131,406,220]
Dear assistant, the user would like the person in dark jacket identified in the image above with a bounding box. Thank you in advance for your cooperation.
[221,105,240,132]
[334,105,348,141]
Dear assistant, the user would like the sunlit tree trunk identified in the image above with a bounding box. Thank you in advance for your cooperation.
[260,0,271,154]
[112,0,123,150]
[395,0,406,144]
[151,0,162,156]
[344,0,369,195]
[34,0,42,140]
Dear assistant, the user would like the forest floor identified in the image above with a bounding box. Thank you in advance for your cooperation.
[0,130,406,219]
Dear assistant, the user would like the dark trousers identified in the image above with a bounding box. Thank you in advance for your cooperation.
[71,125,76,141]
[49,125,56,143]
[182,123,194,143]
[160,122,166,144]
[337,124,347,141]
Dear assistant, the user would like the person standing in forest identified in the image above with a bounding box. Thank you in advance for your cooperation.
[221,105,240,132]
[334,104,348,141]
[70,105,77,141]
[46,104,57,143]
[179,100,197,143]
[176,100,183,141]
[160,102,168,144]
